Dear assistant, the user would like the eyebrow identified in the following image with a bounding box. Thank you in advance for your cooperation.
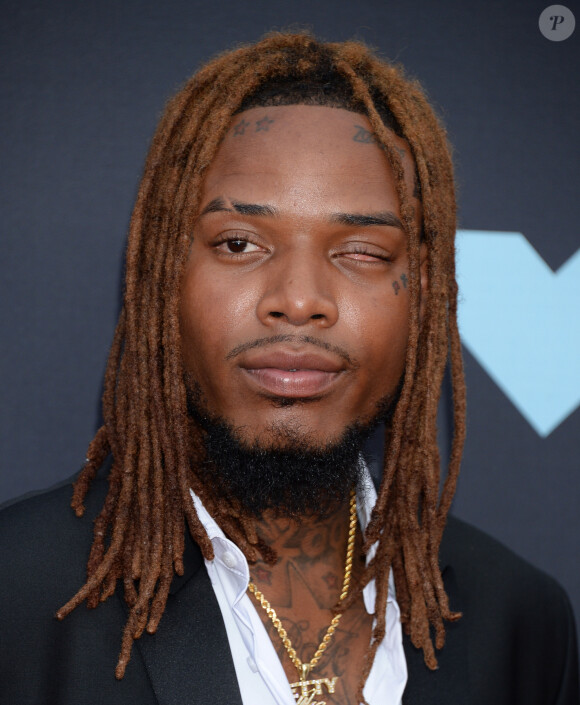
[330,212,404,229]
[199,197,276,218]
[198,197,404,230]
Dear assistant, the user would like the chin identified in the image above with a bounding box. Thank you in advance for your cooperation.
[185,378,395,517]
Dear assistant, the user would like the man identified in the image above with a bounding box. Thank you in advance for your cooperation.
[0,33,578,704]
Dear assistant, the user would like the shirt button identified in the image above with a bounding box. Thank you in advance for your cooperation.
[247,657,258,673]
[221,551,237,569]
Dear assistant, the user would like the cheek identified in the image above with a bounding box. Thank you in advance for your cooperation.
[347,290,410,380]
[179,265,257,366]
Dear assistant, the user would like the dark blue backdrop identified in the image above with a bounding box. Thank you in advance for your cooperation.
[1,0,578,658]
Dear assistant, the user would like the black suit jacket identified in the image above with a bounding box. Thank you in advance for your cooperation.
[1,475,578,705]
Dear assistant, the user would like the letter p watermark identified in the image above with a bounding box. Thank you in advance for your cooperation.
[539,5,575,40]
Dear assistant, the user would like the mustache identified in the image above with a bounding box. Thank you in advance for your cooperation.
[225,334,358,367]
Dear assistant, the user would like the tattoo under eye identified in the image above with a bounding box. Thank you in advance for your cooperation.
[392,272,408,295]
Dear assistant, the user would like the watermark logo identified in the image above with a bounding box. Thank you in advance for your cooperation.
[539,5,575,41]
[456,231,580,436]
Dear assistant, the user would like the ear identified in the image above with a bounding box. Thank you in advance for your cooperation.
[419,242,429,324]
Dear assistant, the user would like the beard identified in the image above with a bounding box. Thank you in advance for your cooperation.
[186,379,400,518]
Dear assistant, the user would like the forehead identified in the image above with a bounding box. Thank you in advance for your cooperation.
[199,105,415,215]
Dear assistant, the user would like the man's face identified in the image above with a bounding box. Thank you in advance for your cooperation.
[180,105,424,450]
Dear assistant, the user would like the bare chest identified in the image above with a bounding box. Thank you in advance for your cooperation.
[255,592,374,705]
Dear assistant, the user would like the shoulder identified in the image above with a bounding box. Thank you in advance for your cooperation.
[438,515,579,704]
[0,472,107,607]
[442,514,572,612]
[0,473,97,534]
[0,470,162,703]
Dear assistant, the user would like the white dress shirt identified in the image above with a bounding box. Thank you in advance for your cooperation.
[190,466,407,704]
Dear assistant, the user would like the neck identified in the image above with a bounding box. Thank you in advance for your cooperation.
[247,491,375,701]
[250,497,358,609]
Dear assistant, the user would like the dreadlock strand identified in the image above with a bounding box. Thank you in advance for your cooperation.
[161,242,214,561]
[147,481,179,634]
[122,324,168,639]
[59,429,139,618]
[129,191,174,594]
[400,526,432,657]
[366,247,421,541]
[351,103,423,547]
[100,551,123,602]
[115,608,141,679]
[141,410,167,613]
[355,557,390,703]
[436,280,466,534]
[71,426,109,517]
[100,307,128,457]
[391,531,410,622]
[394,482,432,655]
[122,512,139,604]
[84,465,124,608]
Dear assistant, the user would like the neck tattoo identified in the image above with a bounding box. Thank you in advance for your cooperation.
[248,490,357,704]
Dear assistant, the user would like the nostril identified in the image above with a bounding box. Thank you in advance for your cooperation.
[311,314,324,320]
[269,311,284,318]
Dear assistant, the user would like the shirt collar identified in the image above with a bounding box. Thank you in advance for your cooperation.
[189,457,396,614]
[355,457,397,613]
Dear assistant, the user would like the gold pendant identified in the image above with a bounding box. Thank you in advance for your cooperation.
[289,675,338,705]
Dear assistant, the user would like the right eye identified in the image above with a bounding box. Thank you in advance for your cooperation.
[214,237,264,255]
[221,239,260,253]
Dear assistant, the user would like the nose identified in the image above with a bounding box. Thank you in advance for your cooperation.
[256,254,339,328]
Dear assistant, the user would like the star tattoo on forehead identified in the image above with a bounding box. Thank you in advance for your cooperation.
[352,125,410,162]
[255,115,274,132]
[233,118,250,136]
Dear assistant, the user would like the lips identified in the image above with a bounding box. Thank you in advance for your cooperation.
[239,349,346,398]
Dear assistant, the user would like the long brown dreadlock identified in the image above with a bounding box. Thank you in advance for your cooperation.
[56,32,466,701]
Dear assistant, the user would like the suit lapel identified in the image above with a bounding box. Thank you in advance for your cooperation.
[366,472,470,704]
[135,536,243,705]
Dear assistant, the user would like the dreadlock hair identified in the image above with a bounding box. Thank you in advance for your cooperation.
[57,32,466,701]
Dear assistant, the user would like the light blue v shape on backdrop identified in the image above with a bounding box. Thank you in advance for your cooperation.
[455,230,580,437]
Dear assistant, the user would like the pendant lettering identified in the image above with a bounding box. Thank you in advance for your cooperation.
[290,677,338,705]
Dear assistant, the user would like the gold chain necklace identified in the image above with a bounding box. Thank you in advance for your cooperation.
[248,490,357,705]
